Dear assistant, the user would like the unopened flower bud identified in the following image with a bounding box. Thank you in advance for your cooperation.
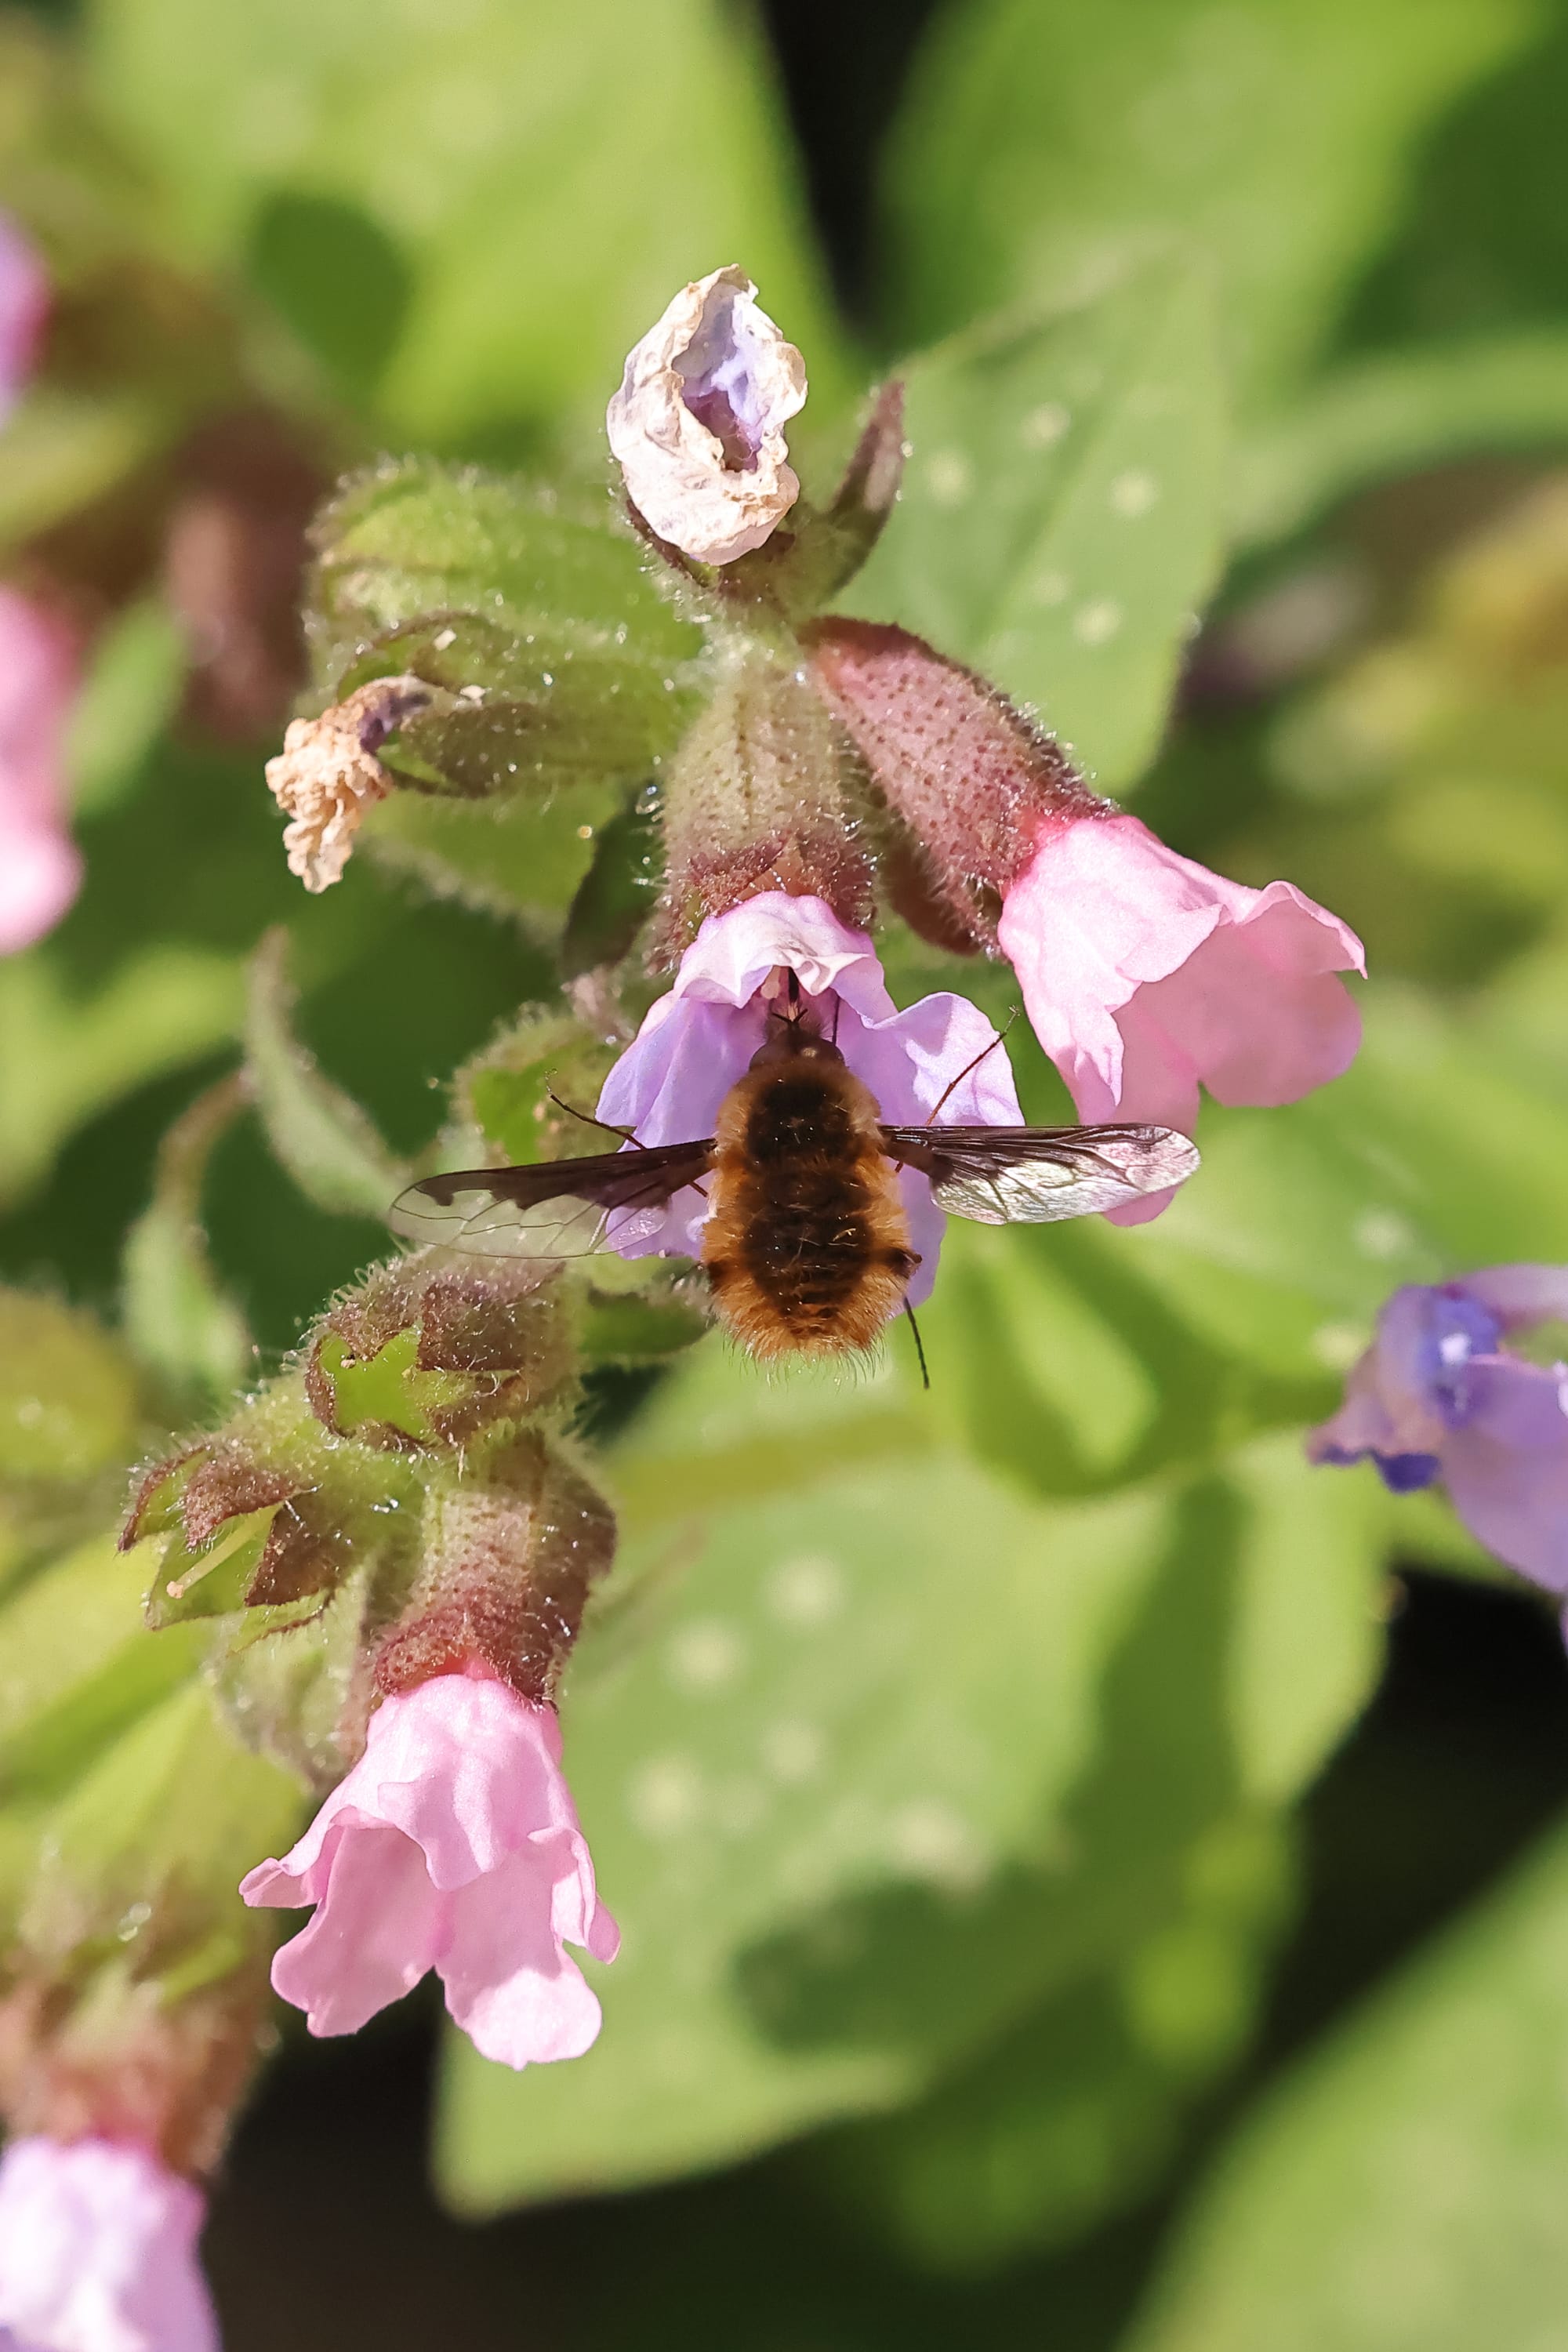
[607,266,806,564]
[804,617,1105,948]
[264,673,433,891]
[655,645,872,956]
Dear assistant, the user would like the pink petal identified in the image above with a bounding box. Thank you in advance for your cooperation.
[0,2136,217,2352]
[242,1675,617,2053]
[1460,1264,1568,1333]
[0,215,47,422]
[437,1840,608,2068]
[663,891,895,1020]
[0,824,82,955]
[267,1823,444,2038]
[0,591,80,956]
[996,814,1364,1155]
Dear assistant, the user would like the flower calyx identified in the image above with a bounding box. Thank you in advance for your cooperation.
[804,615,1108,950]
[304,1248,576,1452]
[653,641,874,960]
[371,1429,616,1705]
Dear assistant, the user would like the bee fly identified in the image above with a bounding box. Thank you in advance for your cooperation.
[390,983,1200,1366]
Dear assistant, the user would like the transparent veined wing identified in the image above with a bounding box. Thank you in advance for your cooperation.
[879,1123,1200,1225]
[388,1141,715,1260]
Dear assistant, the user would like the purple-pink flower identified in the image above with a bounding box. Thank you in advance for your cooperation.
[1308,1267,1568,1595]
[241,1670,617,2069]
[0,2134,216,2352]
[596,890,1022,1302]
[0,213,47,426]
[996,813,1364,1221]
[0,590,82,956]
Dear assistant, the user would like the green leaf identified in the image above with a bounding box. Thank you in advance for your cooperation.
[1123,1813,1568,2352]
[120,1074,252,1410]
[1236,332,1568,550]
[17,1676,304,1964]
[86,0,850,441]
[883,0,1535,411]
[66,597,187,820]
[0,1293,138,1487]
[436,1345,1168,2209]
[842,264,1226,789]
[0,1531,206,1804]
[0,943,245,1212]
[0,389,174,557]
[785,1443,1380,2273]
[245,927,408,1219]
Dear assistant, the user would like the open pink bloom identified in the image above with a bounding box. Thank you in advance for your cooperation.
[0,214,47,424]
[1308,1267,1568,1598]
[0,590,82,955]
[241,1671,617,2069]
[596,891,1022,1305]
[996,812,1363,1221]
[0,2135,216,2352]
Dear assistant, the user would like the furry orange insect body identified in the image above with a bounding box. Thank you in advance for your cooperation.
[700,1035,918,1359]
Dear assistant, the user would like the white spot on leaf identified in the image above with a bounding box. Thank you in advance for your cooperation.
[925,449,974,506]
[1073,598,1124,647]
[1109,468,1159,517]
[666,1618,745,1694]
[627,1755,702,1838]
[765,1554,844,1628]
[1019,401,1070,451]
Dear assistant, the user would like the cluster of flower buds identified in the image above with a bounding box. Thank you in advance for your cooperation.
[277,266,1363,1226]
[121,1246,620,2074]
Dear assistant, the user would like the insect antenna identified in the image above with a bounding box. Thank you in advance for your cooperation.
[544,1087,641,1146]
[902,1298,931,1392]
[924,1007,1020,1124]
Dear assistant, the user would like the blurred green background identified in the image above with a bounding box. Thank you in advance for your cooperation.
[9,0,1568,2343]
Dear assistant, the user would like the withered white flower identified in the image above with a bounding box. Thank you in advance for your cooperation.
[264,675,430,892]
[607,265,807,565]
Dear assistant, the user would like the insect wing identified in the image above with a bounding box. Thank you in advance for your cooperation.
[387,1141,714,1261]
[881,1123,1200,1225]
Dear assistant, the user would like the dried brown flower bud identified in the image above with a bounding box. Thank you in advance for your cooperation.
[263,673,432,891]
[607,266,806,564]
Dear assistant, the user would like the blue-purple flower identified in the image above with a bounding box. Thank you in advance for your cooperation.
[1308,1267,1568,1594]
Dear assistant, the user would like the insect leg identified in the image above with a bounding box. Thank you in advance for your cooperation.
[923,1008,1020,1125]
[545,1087,641,1145]
[902,1298,931,1392]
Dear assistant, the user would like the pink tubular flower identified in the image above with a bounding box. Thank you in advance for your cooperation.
[0,590,82,955]
[996,812,1364,1221]
[1308,1267,1568,1598]
[241,1671,617,2069]
[0,214,47,424]
[596,891,1022,1304]
[0,2134,216,2352]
